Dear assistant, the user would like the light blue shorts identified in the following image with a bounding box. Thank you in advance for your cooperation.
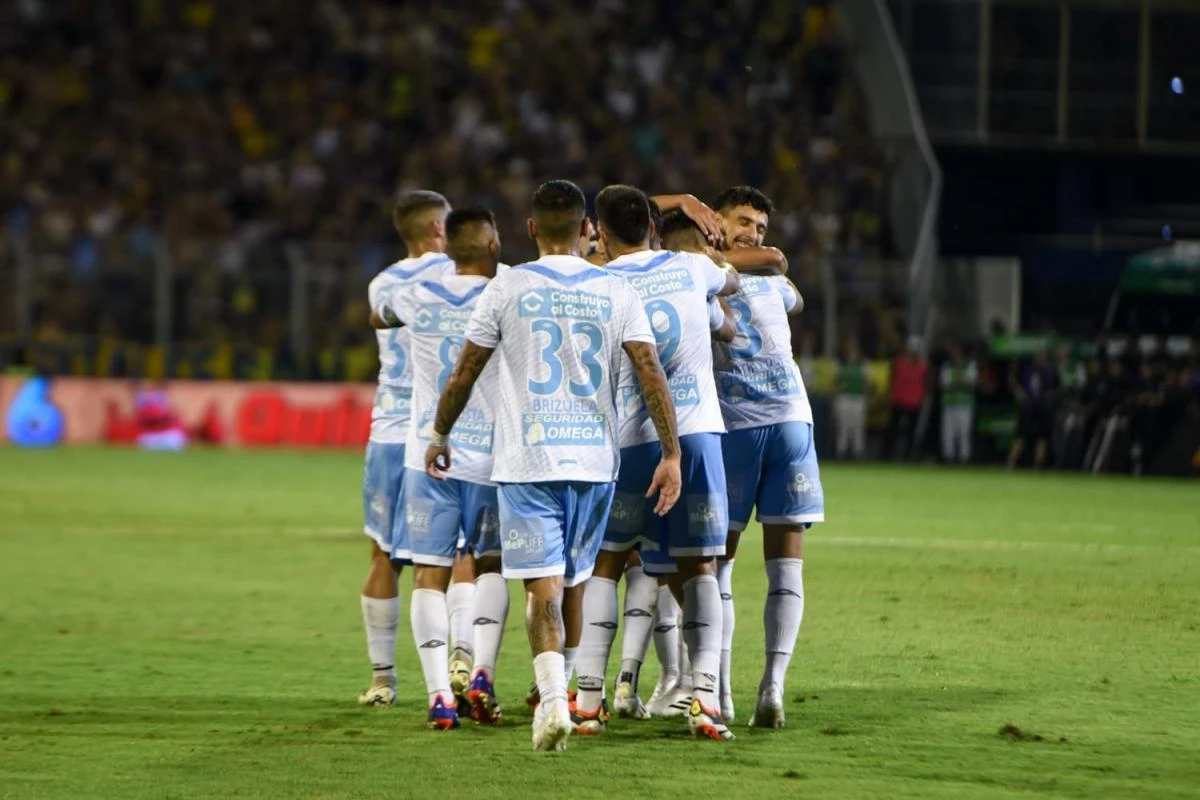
[497,481,616,587]
[362,441,409,560]
[639,433,729,576]
[723,421,824,532]
[404,469,500,567]
[603,442,663,553]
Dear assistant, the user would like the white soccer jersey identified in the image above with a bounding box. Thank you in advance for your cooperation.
[712,273,813,431]
[367,252,454,442]
[606,250,727,448]
[464,254,655,484]
[374,272,499,485]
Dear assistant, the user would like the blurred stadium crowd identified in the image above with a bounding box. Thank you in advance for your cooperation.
[0,0,889,359]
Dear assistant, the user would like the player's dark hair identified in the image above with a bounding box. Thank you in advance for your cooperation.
[648,198,663,247]
[659,208,707,252]
[392,190,450,243]
[445,206,497,262]
[595,184,651,247]
[712,185,775,216]
[531,179,587,243]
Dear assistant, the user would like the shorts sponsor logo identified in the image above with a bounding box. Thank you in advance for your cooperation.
[607,496,640,531]
[406,505,433,533]
[370,491,388,522]
[503,527,545,556]
[788,471,817,499]
[688,493,727,528]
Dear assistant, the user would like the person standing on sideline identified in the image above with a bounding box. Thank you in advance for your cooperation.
[885,336,929,460]
[939,340,978,464]
[833,338,869,460]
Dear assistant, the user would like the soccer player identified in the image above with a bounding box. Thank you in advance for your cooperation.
[357,190,452,707]
[424,179,683,752]
[574,185,740,741]
[712,186,824,729]
[371,207,507,729]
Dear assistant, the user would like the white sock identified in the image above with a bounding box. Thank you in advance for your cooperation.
[678,608,693,691]
[533,651,568,708]
[683,574,722,703]
[652,586,680,688]
[410,588,451,702]
[446,581,475,660]
[471,573,508,682]
[361,595,399,678]
[762,558,804,691]
[576,576,618,714]
[618,565,657,691]
[716,559,735,697]
[563,646,578,687]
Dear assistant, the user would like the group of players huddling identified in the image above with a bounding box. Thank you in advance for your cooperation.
[356,179,823,751]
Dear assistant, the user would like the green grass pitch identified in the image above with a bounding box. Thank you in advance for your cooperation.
[1,447,1198,799]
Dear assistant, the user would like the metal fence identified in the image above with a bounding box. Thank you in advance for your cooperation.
[1,231,908,381]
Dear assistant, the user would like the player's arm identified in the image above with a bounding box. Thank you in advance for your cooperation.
[650,193,722,244]
[425,341,495,479]
[369,288,406,329]
[705,296,734,343]
[722,246,787,276]
[623,340,682,516]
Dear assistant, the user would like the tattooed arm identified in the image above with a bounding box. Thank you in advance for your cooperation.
[623,340,682,515]
[425,341,495,479]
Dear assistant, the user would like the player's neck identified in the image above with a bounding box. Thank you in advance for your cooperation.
[404,240,443,259]
[606,241,650,260]
[536,240,580,257]
[455,259,495,279]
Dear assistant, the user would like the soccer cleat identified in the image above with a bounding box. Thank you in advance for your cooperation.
[427,694,461,730]
[648,682,691,718]
[357,675,396,707]
[748,683,785,729]
[688,697,735,741]
[645,678,677,715]
[532,700,572,751]
[721,691,736,723]
[467,670,503,725]
[449,653,472,708]
[570,704,607,735]
[613,680,649,720]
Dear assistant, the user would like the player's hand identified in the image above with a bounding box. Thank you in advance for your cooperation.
[646,457,682,517]
[678,195,723,245]
[425,442,452,480]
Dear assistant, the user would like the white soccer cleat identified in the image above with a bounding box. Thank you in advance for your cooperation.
[721,691,736,723]
[747,683,785,729]
[688,697,735,741]
[647,681,691,718]
[532,700,572,751]
[612,681,649,720]
[357,675,396,707]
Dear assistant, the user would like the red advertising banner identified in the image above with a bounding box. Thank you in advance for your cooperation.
[0,377,376,448]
